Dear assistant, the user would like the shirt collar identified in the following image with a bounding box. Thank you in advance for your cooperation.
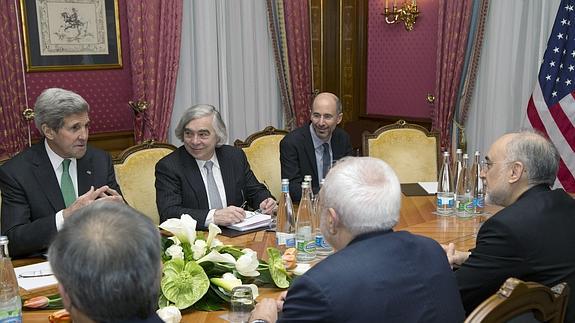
[309,123,330,149]
[195,154,220,170]
[44,140,77,172]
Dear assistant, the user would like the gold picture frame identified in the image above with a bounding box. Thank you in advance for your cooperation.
[20,0,122,72]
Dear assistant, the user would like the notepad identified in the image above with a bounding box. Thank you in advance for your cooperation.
[226,212,271,232]
[15,261,58,291]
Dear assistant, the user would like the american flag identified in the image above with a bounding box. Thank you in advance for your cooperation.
[527,0,575,192]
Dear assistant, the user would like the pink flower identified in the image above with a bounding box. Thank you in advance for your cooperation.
[24,296,50,309]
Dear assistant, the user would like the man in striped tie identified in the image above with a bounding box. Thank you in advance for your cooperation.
[0,88,123,258]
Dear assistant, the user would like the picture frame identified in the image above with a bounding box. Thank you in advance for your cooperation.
[19,0,122,72]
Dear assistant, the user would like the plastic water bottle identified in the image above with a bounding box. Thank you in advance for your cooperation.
[0,236,22,323]
[452,148,463,190]
[455,154,473,218]
[437,151,454,215]
[313,179,333,256]
[276,179,295,249]
[470,151,485,214]
[295,182,316,262]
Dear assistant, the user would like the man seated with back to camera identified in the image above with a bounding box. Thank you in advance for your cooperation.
[48,201,163,322]
[0,88,122,258]
[250,157,465,323]
[444,131,575,321]
[155,104,276,228]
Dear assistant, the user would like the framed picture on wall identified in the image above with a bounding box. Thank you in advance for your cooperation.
[19,0,122,72]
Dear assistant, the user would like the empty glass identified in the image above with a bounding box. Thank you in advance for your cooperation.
[229,286,255,323]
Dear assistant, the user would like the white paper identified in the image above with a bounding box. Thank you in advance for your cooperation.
[15,261,58,291]
[226,212,271,232]
[418,181,438,194]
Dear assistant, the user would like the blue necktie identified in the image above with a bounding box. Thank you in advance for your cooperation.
[322,143,331,179]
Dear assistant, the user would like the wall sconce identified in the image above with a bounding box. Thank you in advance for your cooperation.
[384,0,419,31]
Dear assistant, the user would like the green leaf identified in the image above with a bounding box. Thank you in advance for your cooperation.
[217,246,245,259]
[158,293,171,308]
[199,261,235,276]
[209,284,232,303]
[161,259,210,309]
[266,248,290,288]
[192,287,227,311]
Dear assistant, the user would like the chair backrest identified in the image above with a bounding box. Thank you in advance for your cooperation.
[362,120,440,183]
[113,142,177,225]
[464,277,570,323]
[234,126,289,199]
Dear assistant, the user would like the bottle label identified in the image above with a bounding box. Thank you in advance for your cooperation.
[276,232,296,248]
[296,240,316,254]
[0,310,22,323]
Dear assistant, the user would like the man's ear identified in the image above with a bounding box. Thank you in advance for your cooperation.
[327,208,338,235]
[336,113,343,125]
[508,161,525,184]
[42,124,55,140]
[58,283,72,310]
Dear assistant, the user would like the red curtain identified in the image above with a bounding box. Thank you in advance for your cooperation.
[0,0,28,159]
[126,0,183,143]
[433,0,474,151]
[284,1,313,127]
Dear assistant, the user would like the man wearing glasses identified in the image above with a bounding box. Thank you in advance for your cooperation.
[444,131,575,321]
[155,104,276,228]
[280,92,353,202]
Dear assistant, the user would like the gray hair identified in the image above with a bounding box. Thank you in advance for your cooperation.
[321,157,401,236]
[312,92,342,115]
[505,131,559,186]
[48,201,161,322]
[34,88,89,132]
[174,104,227,146]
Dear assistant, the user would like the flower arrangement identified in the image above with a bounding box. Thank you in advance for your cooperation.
[156,214,291,319]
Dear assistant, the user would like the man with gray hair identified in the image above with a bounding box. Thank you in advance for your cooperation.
[49,201,163,322]
[445,131,575,321]
[155,104,276,227]
[250,157,464,322]
[0,88,122,258]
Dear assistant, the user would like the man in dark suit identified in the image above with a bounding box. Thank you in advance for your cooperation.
[280,92,353,202]
[155,104,275,227]
[250,157,465,323]
[0,88,122,258]
[49,202,164,323]
[445,131,575,321]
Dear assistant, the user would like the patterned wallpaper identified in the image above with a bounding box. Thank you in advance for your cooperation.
[24,0,133,137]
[366,0,439,119]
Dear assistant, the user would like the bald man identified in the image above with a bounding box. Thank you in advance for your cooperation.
[279,93,353,202]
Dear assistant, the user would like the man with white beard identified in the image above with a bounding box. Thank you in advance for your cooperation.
[444,131,575,321]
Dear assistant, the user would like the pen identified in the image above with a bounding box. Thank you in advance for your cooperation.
[18,271,54,278]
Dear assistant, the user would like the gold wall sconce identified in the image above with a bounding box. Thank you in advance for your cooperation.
[384,0,419,31]
[128,100,149,113]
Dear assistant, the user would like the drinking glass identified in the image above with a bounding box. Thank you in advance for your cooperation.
[229,286,254,323]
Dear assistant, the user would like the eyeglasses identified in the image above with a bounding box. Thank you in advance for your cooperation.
[310,113,335,121]
[483,159,510,172]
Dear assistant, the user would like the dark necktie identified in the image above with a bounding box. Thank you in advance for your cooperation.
[60,159,76,207]
[204,161,223,209]
[322,143,331,179]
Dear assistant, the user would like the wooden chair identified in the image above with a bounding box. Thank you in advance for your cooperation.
[234,126,289,199]
[362,120,440,183]
[113,142,177,225]
[464,277,570,323]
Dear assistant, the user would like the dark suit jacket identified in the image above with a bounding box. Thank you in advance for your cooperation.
[155,145,271,226]
[0,141,120,258]
[120,313,163,323]
[279,230,465,323]
[456,184,575,322]
[280,124,353,201]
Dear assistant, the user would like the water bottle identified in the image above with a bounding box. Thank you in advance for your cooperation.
[452,148,463,191]
[276,179,295,249]
[0,236,22,323]
[455,154,473,218]
[437,151,454,215]
[303,175,314,201]
[295,182,316,262]
[313,179,333,256]
[470,151,485,214]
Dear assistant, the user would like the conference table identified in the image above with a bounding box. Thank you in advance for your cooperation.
[19,194,498,322]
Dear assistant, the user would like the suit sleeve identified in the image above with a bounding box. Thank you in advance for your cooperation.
[239,149,272,207]
[455,216,526,314]
[278,274,334,323]
[280,137,303,202]
[155,158,209,226]
[0,167,56,258]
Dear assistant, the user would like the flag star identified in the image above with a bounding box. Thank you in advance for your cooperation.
[554,47,560,53]
[565,5,570,10]
[546,74,552,80]
[569,20,572,26]
[562,19,568,25]
[558,33,564,39]
[569,5,574,11]
[557,77,561,82]
[552,91,558,97]
[550,61,556,67]
[569,65,574,71]
[564,49,567,54]
[560,63,564,69]
[566,79,572,85]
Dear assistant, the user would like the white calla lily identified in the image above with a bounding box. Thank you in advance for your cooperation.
[211,238,223,247]
[156,305,182,323]
[165,244,184,260]
[159,214,197,243]
[192,240,207,260]
[235,248,260,277]
[168,236,181,246]
[206,223,222,248]
[197,250,237,264]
